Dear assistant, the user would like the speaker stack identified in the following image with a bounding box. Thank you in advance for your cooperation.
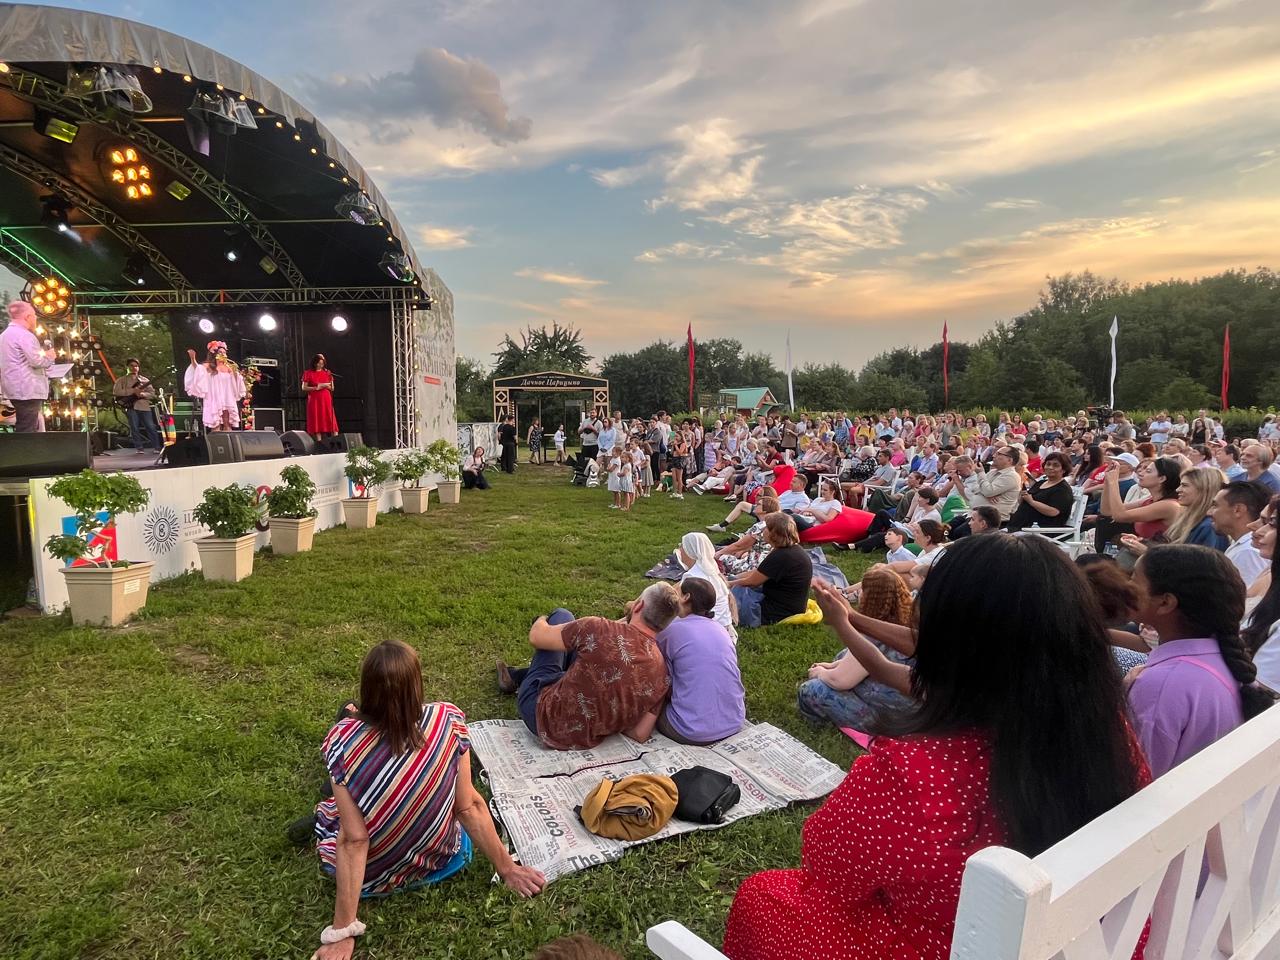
[0,432,93,479]
[282,431,317,456]
[321,433,364,453]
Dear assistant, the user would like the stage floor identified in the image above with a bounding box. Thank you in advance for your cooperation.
[94,448,169,473]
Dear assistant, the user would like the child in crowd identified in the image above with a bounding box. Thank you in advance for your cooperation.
[553,424,566,464]
[629,439,647,500]
[620,442,636,510]
[606,446,624,509]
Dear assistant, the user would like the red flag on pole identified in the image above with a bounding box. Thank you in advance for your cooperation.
[1221,324,1231,410]
[942,320,950,406]
[687,323,696,410]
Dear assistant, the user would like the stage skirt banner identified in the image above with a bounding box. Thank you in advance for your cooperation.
[27,452,403,613]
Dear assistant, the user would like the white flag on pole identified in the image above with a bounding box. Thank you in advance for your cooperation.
[786,329,795,411]
[1108,315,1119,409]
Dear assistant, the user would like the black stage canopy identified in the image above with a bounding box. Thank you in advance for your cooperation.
[0,2,427,299]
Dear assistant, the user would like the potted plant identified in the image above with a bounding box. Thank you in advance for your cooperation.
[392,450,433,514]
[266,465,318,555]
[342,445,392,529]
[424,438,464,505]
[192,483,260,582]
[44,470,153,626]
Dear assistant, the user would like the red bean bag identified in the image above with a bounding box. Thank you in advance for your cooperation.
[746,464,796,504]
[799,506,875,545]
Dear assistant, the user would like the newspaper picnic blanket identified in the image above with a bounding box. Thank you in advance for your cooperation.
[468,718,846,882]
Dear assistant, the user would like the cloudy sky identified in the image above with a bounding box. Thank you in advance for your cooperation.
[9,0,1280,370]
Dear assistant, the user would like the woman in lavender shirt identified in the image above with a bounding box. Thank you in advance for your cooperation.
[1127,544,1275,778]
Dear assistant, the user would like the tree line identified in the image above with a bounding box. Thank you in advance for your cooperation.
[456,268,1280,421]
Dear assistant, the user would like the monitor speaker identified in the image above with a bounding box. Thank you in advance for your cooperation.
[206,432,242,464]
[322,432,363,453]
[237,430,286,461]
[282,430,317,456]
[0,431,93,479]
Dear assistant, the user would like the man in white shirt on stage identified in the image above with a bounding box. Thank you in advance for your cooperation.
[0,300,56,433]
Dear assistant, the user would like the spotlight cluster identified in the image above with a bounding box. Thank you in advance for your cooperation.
[24,275,73,319]
[107,146,153,199]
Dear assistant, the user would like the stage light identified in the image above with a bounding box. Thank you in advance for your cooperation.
[153,63,163,74]
[258,256,277,275]
[0,63,10,74]
[23,274,73,320]
[166,181,191,201]
[293,133,302,141]
[331,315,348,332]
[34,110,79,144]
[197,317,215,334]
[39,195,72,233]
[122,252,149,286]
[275,120,283,129]
[379,252,414,282]
[106,145,154,201]
[222,229,247,263]
[335,191,383,226]
[66,65,152,113]
[257,313,277,332]
[183,74,192,82]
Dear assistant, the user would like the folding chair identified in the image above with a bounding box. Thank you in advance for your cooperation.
[1025,491,1088,557]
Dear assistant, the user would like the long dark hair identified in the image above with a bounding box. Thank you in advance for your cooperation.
[1148,457,1181,500]
[358,640,426,755]
[1241,495,1280,657]
[1140,545,1275,719]
[873,534,1143,856]
[1076,444,1104,481]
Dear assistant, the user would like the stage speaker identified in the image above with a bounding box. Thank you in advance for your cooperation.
[253,407,285,434]
[321,432,364,453]
[166,435,205,468]
[0,431,93,479]
[237,430,286,461]
[282,430,317,457]
[206,432,242,464]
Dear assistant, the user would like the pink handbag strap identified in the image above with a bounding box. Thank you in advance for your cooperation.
[1163,654,1237,697]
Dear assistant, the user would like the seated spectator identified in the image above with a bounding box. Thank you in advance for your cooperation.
[968,504,1001,534]
[1127,544,1274,778]
[962,445,1022,522]
[790,479,844,531]
[649,578,746,745]
[1097,455,1181,554]
[716,496,783,575]
[1075,553,1148,674]
[799,568,915,731]
[728,514,813,627]
[496,584,680,749]
[304,640,544,957]
[675,532,737,640]
[775,473,812,512]
[1214,442,1247,480]
[532,934,624,960]
[1121,467,1224,557]
[849,487,939,554]
[1242,443,1280,493]
[839,445,879,504]
[1211,481,1271,590]
[1005,451,1074,532]
[462,447,491,490]
[707,485,778,533]
[1245,496,1279,689]
[723,534,1149,960]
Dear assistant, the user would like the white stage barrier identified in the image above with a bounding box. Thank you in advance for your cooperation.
[27,453,406,613]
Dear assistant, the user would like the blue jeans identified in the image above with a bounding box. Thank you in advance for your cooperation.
[797,650,912,730]
[731,586,764,628]
[511,608,576,734]
[127,407,161,451]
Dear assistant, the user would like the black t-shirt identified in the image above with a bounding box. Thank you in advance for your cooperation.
[1007,478,1075,531]
[498,423,516,445]
[756,544,813,624]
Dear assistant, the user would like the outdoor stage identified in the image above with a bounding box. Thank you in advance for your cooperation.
[0,4,460,614]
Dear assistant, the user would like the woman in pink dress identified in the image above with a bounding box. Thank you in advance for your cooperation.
[302,353,339,440]
[184,341,245,431]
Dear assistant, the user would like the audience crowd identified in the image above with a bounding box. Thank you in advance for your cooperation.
[301,404,1280,960]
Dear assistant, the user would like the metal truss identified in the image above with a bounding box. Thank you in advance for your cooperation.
[0,142,191,290]
[73,286,420,308]
[390,289,416,449]
[3,67,308,289]
[0,228,59,281]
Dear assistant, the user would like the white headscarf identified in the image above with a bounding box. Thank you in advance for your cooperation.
[678,532,736,640]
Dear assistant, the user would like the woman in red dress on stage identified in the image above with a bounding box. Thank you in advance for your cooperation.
[302,353,339,441]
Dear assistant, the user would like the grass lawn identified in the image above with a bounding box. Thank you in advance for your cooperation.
[0,467,875,960]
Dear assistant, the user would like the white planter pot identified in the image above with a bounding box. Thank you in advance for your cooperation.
[400,486,431,514]
[436,480,462,505]
[195,534,257,582]
[60,560,154,627]
[341,497,380,529]
[270,515,316,555]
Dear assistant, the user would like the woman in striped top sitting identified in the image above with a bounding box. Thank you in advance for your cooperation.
[310,640,544,960]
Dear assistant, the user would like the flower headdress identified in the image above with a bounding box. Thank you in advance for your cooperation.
[207,340,229,355]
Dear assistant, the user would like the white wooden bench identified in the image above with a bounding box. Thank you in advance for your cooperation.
[648,706,1280,960]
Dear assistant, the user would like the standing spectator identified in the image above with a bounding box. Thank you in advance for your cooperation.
[112,357,162,454]
[578,414,601,462]
[526,418,544,464]
[1,300,55,433]
[497,415,517,474]
[553,423,566,464]
[596,418,617,467]
[1149,411,1173,449]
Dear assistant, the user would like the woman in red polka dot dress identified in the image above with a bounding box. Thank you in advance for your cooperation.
[724,535,1151,960]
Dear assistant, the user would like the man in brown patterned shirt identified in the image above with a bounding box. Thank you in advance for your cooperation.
[498,583,679,750]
